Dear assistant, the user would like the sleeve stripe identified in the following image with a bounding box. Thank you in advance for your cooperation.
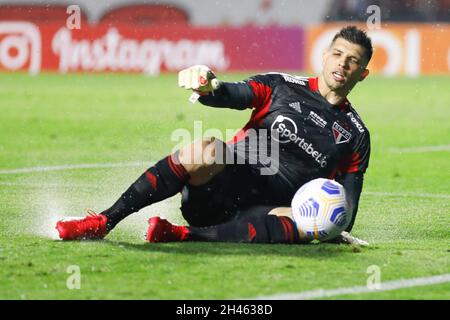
[229,80,272,144]
[336,152,362,174]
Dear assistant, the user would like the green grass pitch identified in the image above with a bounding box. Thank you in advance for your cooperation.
[0,72,449,299]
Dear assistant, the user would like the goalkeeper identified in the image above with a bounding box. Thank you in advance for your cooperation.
[56,26,372,245]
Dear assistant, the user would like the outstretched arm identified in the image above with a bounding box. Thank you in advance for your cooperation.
[178,65,254,110]
[198,82,254,110]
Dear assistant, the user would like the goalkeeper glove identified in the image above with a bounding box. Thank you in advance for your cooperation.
[327,231,370,246]
[178,65,221,103]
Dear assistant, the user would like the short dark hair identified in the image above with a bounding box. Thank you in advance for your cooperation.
[332,26,373,64]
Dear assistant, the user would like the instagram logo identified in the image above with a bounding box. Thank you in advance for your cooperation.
[0,22,41,75]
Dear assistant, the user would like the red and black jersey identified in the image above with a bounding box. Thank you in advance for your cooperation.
[198,72,371,231]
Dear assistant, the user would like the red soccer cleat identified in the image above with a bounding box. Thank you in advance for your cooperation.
[146,216,189,243]
[56,210,108,240]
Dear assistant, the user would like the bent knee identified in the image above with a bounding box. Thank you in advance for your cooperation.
[178,138,226,184]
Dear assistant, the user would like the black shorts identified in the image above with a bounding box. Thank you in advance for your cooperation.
[180,164,277,227]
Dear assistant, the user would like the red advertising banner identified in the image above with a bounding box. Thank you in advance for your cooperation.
[0,22,305,75]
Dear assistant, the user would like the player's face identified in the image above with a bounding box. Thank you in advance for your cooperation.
[322,38,369,94]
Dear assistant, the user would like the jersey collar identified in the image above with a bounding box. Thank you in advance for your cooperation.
[308,77,350,111]
[308,77,319,92]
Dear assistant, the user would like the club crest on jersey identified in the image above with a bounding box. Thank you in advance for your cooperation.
[332,122,352,144]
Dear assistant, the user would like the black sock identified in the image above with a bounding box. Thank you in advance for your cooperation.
[188,208,299,244]
[102,153,189,231]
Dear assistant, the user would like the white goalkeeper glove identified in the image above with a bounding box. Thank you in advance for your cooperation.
[327,231,369,246]
[178,65,221,103]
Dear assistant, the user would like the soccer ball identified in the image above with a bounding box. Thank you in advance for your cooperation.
[291,178,350,242]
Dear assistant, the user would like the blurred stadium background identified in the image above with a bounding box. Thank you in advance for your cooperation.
[0,0,448,76]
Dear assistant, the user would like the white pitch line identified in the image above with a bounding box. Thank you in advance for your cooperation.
[0,181,101,188]
[1,144,448,174]
[389,144,450,153]
[0,162,149,175]
[254,273,450,300]
[364,191,450,199]
[0,163,449,200]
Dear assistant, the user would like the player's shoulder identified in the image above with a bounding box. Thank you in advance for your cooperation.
[344,103,370,138]
[267,72,310,87]
[248,72,311,88]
